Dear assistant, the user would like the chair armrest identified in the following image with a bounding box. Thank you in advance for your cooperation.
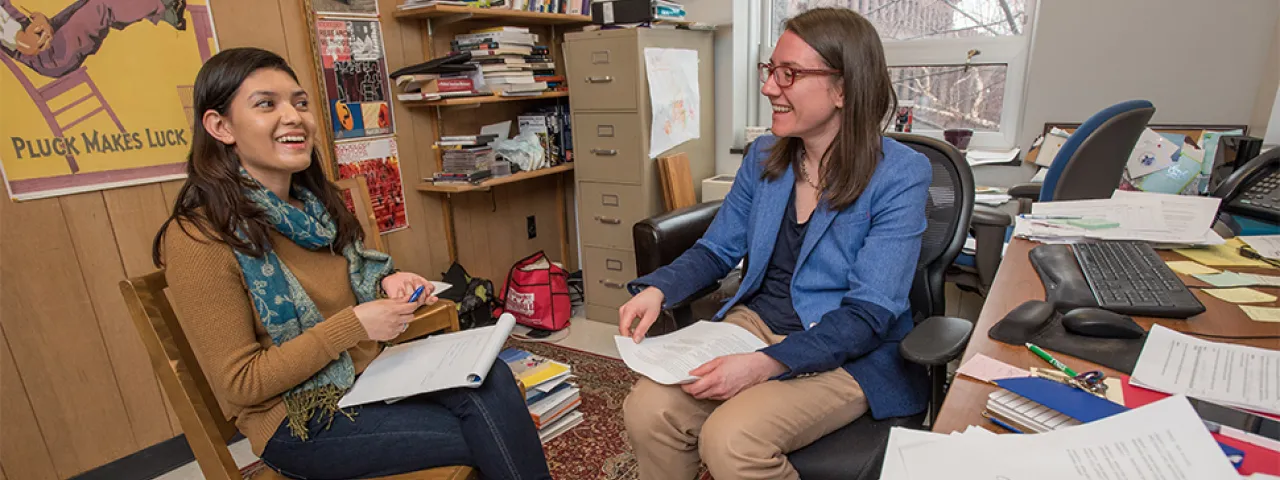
[1007,183,1041,200]
[899,316,974,366]
[391,300,459,344]
[633,201,723,277]
[971,205,1012,227]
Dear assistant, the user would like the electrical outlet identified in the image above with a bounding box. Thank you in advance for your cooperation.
[526,215,536,239]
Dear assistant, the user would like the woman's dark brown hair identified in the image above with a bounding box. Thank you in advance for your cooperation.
[763,8,897,211]
[152,47,363,266]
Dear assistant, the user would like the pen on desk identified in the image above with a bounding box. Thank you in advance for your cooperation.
[1026,343,1079,377]
[1018,214,1083,220]
[408,285,426,303]
[985,415,1024,434]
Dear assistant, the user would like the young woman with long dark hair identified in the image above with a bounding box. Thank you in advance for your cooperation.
[154,47,551,480]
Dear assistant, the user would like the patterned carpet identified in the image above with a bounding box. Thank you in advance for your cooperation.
[506,340,644,480]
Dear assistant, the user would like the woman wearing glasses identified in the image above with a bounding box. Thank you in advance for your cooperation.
[617,8,931,480]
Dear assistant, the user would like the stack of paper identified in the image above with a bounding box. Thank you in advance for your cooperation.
[882,395,1240,479]
[1010,190,1224,246]
[966,148,1020,166]
[1130,325,1280,416]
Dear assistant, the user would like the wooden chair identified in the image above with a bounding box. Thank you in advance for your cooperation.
[119,271,472,480]
[335,175,386,253]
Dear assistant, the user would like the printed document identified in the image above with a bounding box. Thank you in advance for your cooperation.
[339,313,517,407]
[615,321,767,385]
[893,395,1239,480]
[1131,324,1280,416]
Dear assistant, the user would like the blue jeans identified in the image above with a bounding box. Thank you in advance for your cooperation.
[260,362,551,480]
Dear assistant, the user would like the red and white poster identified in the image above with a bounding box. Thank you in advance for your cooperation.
[335,136,407,234]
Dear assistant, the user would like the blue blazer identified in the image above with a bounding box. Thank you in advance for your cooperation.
[630,135,932,419]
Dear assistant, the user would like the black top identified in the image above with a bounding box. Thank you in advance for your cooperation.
[745,186,808,335]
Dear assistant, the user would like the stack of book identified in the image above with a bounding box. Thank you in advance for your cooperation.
[500,348,583,443]
[452,27,554,95]
[518,104,573,168]
[433,134,498,184]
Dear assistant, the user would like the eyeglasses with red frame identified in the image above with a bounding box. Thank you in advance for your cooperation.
[758,62,840,88]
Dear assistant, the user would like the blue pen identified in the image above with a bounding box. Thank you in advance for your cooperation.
[408,285,426,303]
[986,415,1025,434]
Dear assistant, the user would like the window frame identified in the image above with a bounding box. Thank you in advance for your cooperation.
[735,0,1038,150]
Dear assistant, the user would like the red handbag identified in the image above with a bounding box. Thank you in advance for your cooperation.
[495,252,572,331]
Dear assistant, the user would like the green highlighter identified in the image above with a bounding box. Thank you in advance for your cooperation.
[1065,217,1119,230]
[1026,342,1079,377]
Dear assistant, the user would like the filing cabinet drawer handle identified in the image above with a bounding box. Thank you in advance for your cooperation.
[591,149,618,156]
[594,215,622,225]
[586,76,614,83]
[601,280,625,289]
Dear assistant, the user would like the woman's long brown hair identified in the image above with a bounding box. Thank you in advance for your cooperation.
[152,47,363,266]
[762,8,897,211]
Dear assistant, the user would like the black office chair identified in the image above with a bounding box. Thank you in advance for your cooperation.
[631,133,976,479]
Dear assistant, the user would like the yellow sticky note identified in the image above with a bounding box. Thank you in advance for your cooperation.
[1174,239,1272,268]
[1240,305,1280,322]
[1203,288,1278,304]
[1165,261,1220,276]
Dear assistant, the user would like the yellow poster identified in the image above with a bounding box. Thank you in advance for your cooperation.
[0,0,217,200]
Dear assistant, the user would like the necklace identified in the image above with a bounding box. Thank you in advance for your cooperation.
[799,156,822,190]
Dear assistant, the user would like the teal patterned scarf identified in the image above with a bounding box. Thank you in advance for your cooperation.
[232,171,393,440]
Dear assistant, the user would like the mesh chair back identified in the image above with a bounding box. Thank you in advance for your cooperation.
[887,133,974,319]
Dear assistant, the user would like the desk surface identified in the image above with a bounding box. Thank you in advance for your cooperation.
[932,238,1280,433]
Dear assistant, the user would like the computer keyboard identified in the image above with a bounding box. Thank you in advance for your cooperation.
[1029,242,1206,319]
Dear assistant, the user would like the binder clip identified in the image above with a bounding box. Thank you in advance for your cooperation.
[1069,370,1109,396]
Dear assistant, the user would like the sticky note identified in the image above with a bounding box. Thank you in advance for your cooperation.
[1240,305,1280,323]
[1165,261,1220,276]
[1103,378,1124,405]
[1174,239,1272,268]
[1193,271,1260,288]
[1203,288,1277,304]
[956,353,1031,383]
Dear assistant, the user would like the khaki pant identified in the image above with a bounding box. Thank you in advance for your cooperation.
[623,307,868,480]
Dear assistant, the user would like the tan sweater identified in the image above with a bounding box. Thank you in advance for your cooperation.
[163,220,381,455]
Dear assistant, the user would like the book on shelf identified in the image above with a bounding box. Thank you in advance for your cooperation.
[439,134,498,145]
[488,76,537,85]
[485,70,536,78]
[472,26,531,34]
[469,49,537,57]
[472,57,527,65]
[453,43,535,56]
[401,76,475,94]
[397,90,486,102]
[453,31,539,46]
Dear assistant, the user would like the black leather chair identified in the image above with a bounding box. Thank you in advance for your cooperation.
[631,133,977,479]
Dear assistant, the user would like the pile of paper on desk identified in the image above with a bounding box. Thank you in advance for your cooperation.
[1010,190,1224,247]
[881,395,1240,480]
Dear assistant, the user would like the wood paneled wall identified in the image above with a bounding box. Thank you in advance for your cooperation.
[1,0,577,476]
[0,0,578,476]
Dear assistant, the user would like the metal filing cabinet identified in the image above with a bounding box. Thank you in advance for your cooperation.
[564,28,715,324]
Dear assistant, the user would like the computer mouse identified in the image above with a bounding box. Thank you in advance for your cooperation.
[1061,308,1145,339]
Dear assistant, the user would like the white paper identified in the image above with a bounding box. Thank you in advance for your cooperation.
[1112,190,1223,245]
[879,428,946,480]
[966,148,1020,166]
[615,321,767,385]
[1126,128,1181,178]
[430,281,452,296]
[1241,235,1280,260]
[1033,129,1070,167]
[339,314,517,407]
[644,48,701,158]
[1131,325,1280,416]
[480,121,513,141]
[898,396,1239,480]
[975,193,1012,206]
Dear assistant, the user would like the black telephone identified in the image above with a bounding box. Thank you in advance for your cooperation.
[1212,146,1280,222]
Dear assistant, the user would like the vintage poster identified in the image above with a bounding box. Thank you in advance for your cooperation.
[335,136,406,234]
[316,18,393,141]
[0,0,218,201]
[643,47,700,159]
[313,0,377,17]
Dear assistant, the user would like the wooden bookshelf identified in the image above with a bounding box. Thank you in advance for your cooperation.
[401,90,569,108]
[393,5,592,25]
[417,163,574,193]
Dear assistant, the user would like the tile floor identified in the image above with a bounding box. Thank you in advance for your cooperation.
[154,316,621,480]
